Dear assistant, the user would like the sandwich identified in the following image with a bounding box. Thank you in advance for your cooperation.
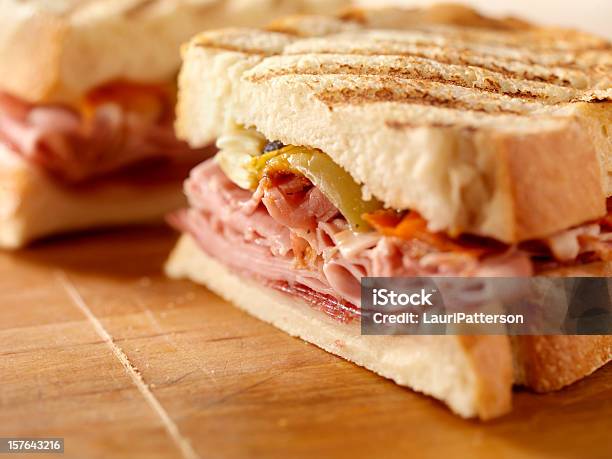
[165,4,612,419]
[0,0,348,248]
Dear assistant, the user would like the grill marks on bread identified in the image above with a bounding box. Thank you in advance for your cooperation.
[284,36,609,88]
[245,53,585,105]
[312,76,545,115]
[190,15,611,118]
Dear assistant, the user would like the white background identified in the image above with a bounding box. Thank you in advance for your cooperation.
[358,0,612,39]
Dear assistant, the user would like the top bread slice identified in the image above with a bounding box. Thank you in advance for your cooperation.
[176,4,612,244]
[0,0,348,105]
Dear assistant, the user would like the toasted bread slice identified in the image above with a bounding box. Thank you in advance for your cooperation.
[177,5,612,244]
[0,0,349,105]
[0,143,189,248]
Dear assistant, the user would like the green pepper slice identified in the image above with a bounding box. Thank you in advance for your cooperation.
[249,146,382,232]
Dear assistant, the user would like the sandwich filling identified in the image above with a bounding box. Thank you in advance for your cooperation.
[171,126,612,322]
[0,82,210,184]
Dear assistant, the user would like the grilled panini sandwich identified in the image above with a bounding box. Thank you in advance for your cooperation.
[0,0,348,248]
[166,4,612,419]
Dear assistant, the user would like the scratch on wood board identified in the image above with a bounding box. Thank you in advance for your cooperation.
[55,270,201,459]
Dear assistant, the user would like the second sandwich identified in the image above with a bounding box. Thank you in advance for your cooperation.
[0,0,348,248]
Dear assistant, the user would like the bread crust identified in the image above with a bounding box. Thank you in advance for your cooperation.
[513,262,612,392]
[497,120,605,241]
[512,336,612,392]
[458,336,514,419]
[0,0,349,104]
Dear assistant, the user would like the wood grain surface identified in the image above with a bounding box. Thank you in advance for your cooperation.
[0,226,611,459]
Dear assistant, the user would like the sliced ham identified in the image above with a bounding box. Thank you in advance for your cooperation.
[171,160,540,314]
[184,159,293,257]
[261,175,339,230]
[0,90,208,183]
[172,160,612,317]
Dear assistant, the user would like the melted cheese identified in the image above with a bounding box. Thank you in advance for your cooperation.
[215,122,266,189]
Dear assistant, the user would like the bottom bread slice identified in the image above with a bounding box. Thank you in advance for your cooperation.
[166,234,514,419]
[0,144,187,248]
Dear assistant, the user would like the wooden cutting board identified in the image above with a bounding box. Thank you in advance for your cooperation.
[1,227,611,459]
